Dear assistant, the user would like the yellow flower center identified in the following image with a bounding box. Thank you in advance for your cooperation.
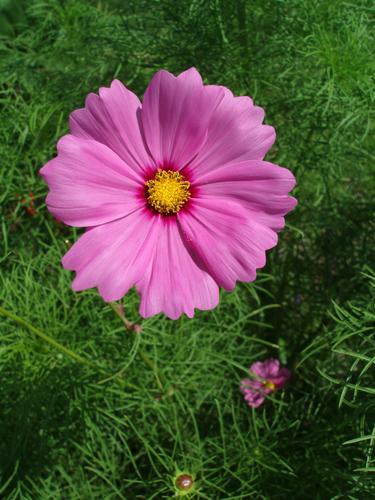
[145,169,191,215]
[264,380,276,391]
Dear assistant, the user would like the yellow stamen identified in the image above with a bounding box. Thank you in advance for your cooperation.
[145,169,191,215]
[264,380,276,391]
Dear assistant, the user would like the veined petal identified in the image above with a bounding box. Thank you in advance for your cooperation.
[250,359,290,389]
[141,67,224,169]
[186,89,275,177]
[40,135,143,227]
[62,208,158,301]
[69,79,153,177]
[178,198,277,291]
[250,361,272,379]
[271,369,291,388]
[194,160,297,231]
[261,358,281,377]
[137,217,219,319]
[240,379,267,408]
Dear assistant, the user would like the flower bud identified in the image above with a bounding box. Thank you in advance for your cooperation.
[175,473,194,491]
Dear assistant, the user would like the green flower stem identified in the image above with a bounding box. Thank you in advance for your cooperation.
[109,302,165,390]
[0,304,93,367]
[138,349,164,391]
[109,301,135,331]
[0,304,138,389]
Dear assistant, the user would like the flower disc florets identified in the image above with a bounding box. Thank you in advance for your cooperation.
[146,169,191,214]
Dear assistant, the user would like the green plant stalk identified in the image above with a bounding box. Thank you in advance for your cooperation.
[0,304,93,367]
[109,302,165,390]
[0,304,138,389]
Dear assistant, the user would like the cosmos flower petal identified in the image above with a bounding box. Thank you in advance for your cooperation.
[262,358,281,376]
[69,79,153,177]
[241,379,265,391]
[244,393,266,408]
[187,89,275,176]
[141,67,224,169]
[40,135,143,227]
[264,361,291,388]
[250,359,290,383]
[249,361,270,379]
[240,379,267,408]
[62,208,159,300]
[137,218,219,320]
[271,369,291,389]
[241,358,290,408]
[194,160,297,231]
[178,198,277,291]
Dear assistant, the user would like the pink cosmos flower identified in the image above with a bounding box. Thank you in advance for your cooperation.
[240,358,291,408]
[40,68,297,319]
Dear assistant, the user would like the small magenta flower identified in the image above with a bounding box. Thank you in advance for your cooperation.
[40,68,297,319]
[240,358,290,408]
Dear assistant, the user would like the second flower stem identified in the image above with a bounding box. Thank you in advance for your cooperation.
[109,302,164,390]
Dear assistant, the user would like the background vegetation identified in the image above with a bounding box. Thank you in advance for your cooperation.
[0,0,374,497]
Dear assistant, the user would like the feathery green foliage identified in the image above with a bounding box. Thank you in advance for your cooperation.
[0,0,374,497]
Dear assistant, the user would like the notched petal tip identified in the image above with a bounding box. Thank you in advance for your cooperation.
[55,133,75,152]
[177,66,203,84]
[263,124,276,146]
[99,78,126,99]
[39,163,48,179]
[288,195,298,209]
[71,279,82,292]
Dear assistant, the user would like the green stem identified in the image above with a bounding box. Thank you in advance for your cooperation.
[109,302,134,330]
[0,305,93,367]
[110,302,165,390]
[0,304,139,389]
[139,350,164,391]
